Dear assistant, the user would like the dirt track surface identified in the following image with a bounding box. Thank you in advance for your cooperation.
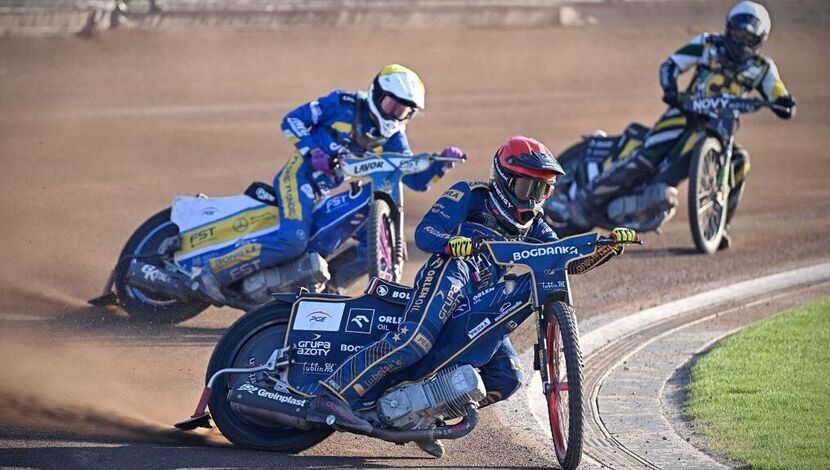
[1,1,829,468]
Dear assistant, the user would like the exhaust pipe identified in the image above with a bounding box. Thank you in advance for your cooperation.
[369,403,480,443]
[125,261,193,301]
[228,382,480,443]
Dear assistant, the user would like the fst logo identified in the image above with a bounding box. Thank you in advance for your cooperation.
[345,308,375,334]
[292,301,345,332]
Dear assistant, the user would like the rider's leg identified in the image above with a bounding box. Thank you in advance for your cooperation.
[477,337,524,408]
[211,153,315,286]
[721,143,750,250]
[578,107,687,212]
[308,255,471,429]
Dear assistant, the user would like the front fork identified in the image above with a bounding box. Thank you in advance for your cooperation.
[716,137,735,205]
[533,306,552,395]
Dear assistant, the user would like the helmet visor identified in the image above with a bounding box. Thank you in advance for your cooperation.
[509,175,554,202]
[379,94,417,121]
[729,27,763,48]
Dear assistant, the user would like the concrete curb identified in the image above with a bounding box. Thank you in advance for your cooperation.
[496,262,830,467]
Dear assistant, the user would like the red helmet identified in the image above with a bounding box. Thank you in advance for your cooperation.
[489,136,564,231]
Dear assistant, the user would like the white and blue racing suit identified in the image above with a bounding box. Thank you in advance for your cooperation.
[212,89,447,284]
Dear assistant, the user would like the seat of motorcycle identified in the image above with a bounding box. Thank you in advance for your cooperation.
[364,276,413,306]
[244,182,278,207]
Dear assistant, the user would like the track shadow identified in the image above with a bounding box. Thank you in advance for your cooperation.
[624,246,701,258]
[0,443,535,470]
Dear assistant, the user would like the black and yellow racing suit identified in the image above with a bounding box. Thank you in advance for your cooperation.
[580,32,795,224]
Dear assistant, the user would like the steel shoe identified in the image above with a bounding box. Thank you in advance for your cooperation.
[416,439,445,458]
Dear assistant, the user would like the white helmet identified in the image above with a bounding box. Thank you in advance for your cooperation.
[367,64,425,138]
[725,1,771,62]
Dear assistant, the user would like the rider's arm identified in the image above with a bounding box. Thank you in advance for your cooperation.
[414,181,472,253]
[758,59,796,119]
[388,132,448,192]
[280,90,342,156]
[660,33,709,99]
[527,217,559,243]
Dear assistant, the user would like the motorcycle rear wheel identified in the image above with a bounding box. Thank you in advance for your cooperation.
[688,137,729,254]
[207,302,332,452]
[367,198,403,282]
[114,208,209,323]
[544,301,583,470]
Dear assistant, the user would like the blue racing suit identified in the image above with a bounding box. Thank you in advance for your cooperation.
[213,89,446,284]
[320,180,559,406]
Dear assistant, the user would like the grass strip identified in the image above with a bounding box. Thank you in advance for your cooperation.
[687,296,830,470]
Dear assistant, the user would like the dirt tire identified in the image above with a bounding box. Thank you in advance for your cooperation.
[544,301,583,470]
[114,209,208,323]
[367,198,403,282]
[688,137,729,254]
[207,302,332,452]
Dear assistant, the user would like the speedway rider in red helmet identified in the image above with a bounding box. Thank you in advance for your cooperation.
[307,136,636,457]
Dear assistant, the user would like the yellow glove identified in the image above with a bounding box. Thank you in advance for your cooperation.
[447,236,473,258]
[610,227,638,244]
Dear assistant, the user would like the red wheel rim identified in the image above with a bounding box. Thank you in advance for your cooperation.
[377,215,394,281]
[546,317,569,460]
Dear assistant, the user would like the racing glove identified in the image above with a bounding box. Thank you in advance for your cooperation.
[310,148,332,172]
[610,227,639,244]
[439,146,465,170]
[661,89,682,109]
[772,95,796,120]
[447,236,474,258]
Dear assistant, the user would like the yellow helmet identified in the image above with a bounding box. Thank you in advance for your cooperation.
[367,64,425,138]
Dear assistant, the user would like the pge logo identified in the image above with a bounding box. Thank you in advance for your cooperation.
[345,308,375,334]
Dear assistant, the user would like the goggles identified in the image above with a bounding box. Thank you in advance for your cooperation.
[508,175,555,202]
[729,27,763,47]
[378,93,417,121]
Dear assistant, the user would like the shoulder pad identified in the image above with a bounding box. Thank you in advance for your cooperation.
[468,180,489,190]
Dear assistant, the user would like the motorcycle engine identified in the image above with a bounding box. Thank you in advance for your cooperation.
[377,365,486,430]
[241,252,330,304]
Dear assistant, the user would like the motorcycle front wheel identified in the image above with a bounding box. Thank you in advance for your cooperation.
[688,137,729,254]
[544,301,583,470]
[367,198,403,282]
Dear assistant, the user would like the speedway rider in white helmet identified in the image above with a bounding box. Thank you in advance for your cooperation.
[575,1,796,250]
[194,64,463,302]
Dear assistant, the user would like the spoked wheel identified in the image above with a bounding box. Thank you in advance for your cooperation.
[688,137,729,254]
[367,198,403,282]
[207,302,332,452]
[114,208,209,323]
[544,301,583,470]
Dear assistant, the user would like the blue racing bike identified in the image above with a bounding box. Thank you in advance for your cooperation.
[89,151,464,323]
[175,233,638,470]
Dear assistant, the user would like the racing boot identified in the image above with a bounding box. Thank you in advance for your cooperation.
[577,154,656,214]
[306,389,372,435]
[718,231,732,251]
[194,268,226,305]
[416,439,445,458]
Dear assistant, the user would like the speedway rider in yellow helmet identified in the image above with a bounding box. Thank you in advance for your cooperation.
[196,65,463,302]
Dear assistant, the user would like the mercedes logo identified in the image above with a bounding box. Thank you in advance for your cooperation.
[233,217,249,232]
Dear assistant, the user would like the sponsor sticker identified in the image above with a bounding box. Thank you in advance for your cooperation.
[414,333,433,353]
[441,188,464,202]
[209,243,261,272]
[292,301,345,332]
[345,308,375,334]
[467,317,492,339]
